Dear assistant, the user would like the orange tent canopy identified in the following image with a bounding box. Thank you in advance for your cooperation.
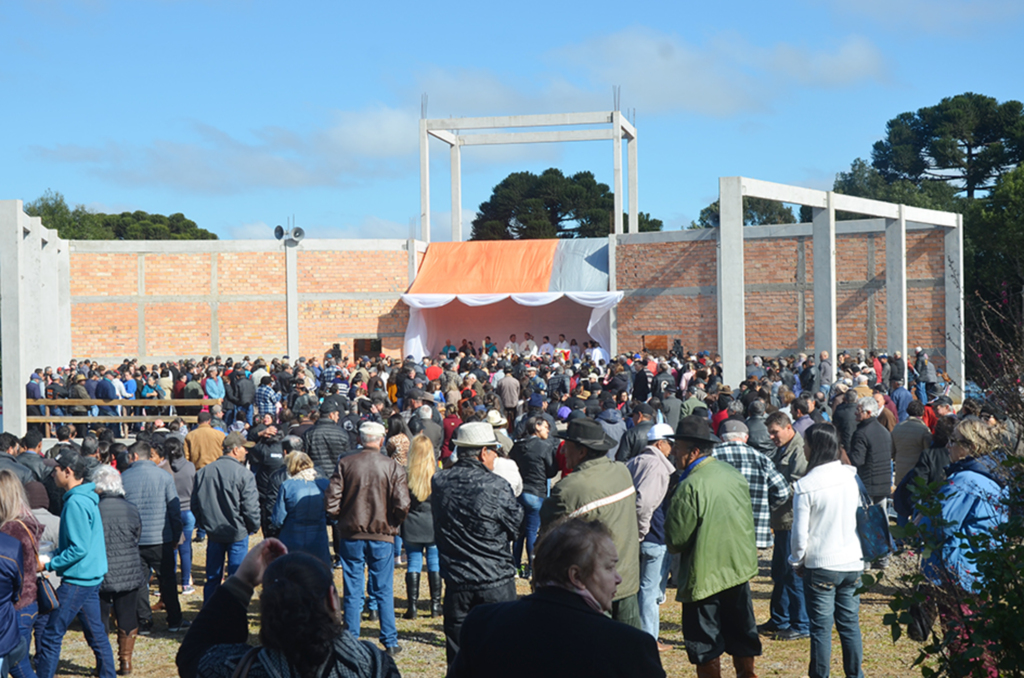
[408,240,559,295]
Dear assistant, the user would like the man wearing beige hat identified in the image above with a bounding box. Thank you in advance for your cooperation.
[432,421,523,667]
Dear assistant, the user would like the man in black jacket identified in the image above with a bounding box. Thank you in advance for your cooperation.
[617,403,655,462]
[849,395,894,567]
[432,422,523,668]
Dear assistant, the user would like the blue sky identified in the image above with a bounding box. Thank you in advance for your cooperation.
[2,0,1022,241]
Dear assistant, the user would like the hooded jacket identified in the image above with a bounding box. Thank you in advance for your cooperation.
[47,482,108,586]
[596,409,627,460]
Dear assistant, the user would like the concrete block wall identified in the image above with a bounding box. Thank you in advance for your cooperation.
[68,240,420,363]
[615,221,949,367]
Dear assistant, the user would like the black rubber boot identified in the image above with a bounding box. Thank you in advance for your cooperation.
[403,572,421,620]
[427,571,443,618]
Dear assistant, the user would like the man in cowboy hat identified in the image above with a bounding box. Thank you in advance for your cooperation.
[664,415,760,678]
[432,421,523,667]
[539,417,642,629]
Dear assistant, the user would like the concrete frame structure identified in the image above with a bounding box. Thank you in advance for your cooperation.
[420,112,638,242]
[0,200,72,433]
[716,177,963,397]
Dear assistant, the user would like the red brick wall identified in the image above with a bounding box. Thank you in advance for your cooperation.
[219,301,288,356]
[297,251,408,294]
[145,302,212,356]
[145,254,211,296]
[71,302,139,357]
[617,229,948,365]
[70,253,137,296]
[218,252,286,295]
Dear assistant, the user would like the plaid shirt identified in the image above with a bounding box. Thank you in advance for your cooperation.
[712,440,792,548]
[255,384,280,416]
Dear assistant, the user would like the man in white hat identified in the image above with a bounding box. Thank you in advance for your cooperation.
[325,420,411,657]
[431,421,523,668]
[626,422,678,649]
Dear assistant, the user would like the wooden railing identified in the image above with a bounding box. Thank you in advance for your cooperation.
[25,399,221,436]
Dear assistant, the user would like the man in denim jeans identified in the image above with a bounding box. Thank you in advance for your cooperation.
[36,448,117,678]
[626,423,677,652]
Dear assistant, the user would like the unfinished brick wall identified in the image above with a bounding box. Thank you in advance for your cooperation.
[69,243,415,362]
[616,227,950,368]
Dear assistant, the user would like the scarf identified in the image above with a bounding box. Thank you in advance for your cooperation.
[537,582,605,614]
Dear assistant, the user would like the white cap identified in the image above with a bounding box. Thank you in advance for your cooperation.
[647,423,675,442]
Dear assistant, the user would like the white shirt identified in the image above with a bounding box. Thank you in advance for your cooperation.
[789,461,864,571]
[539,342,554,356]
[555,340,569,350]
[520,340,538,357]
[492,457,523,497]
[503,341,519,353]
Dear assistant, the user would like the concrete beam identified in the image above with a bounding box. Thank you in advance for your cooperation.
[945,214,965,400]
[740,177,829,209]
[812,193,837,374]
[718,177,746,388]
[419,119,430,243]
[457,129,614,146]
[424,111,613,130]
[619,117,637,140]
[831,193,901,219]
[427,129,458,145]
[904,205,959,229]
[886,207,908,383]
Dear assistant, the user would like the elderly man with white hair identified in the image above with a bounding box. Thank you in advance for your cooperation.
[325,420,411,657]
[848,396,895,566]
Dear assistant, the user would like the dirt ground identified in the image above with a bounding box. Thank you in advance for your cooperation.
[41,535,928,678]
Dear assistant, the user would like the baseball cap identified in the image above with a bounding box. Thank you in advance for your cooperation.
[223,432,255,451]
[719,419,750,436]
[54,447,91,479]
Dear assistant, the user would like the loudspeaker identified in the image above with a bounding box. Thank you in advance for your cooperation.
[288,227,305,243]
[274,225,285,240]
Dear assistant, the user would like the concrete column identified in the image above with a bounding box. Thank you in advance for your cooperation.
[718,177,745,388]
[451,141,462,242]
[210,252,220,355]
[608,233,618,356]
[0,201,28,434]
[137,254,147,358]
[812,192,837,371]
[406,239,417,288]
[286,245,299,357]
[627,135,638,234]
[945,214,965,401]
[419,119,430,243]
[612,111,623,235]
[885,207,908,384]
[56,237,72,363]
[33,221,60,365]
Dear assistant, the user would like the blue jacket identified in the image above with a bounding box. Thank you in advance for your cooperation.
[48,482,108,586]
[0,532,24,657]
[891,387,913,422]
[921,457,1007,591]
[205,377,226,400]
[270,476,331,565]
[122,459,183,546]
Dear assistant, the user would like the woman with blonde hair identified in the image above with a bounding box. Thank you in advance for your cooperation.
[401,435,441,619]
[270,452,330,565]
[0,469,44,678]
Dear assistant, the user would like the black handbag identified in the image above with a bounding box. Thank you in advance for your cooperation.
[17,519,60,614]
[853,477,893,562]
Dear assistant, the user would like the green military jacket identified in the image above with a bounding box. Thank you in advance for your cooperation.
[540,456,640,600]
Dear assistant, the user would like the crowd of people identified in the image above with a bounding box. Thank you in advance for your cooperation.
[0,339,1013,678]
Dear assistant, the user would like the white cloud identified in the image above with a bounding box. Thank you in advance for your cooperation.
[553,28,887,117]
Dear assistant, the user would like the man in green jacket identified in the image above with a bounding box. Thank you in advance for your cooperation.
[540,417,641,629]
[665,416,760,678]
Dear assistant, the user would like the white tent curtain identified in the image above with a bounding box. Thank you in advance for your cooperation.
[401,292,623,361]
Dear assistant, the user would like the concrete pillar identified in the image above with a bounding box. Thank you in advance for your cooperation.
[450,142,462,242]
[285,245,299,358]
[945,214,965,401]
[0,201,28,434]
[627,135,638,234]
[885,206,908,384]
[812,192,837,371]
[419,119,430,243]
[608,233,618,356]
[612,111,623,235]
[406,239,417,287]
[56,236,72,363]
[718,177,745,388]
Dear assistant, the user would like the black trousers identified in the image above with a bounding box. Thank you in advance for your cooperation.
[443,579,517,666]
[682,581,762,665]
[100,588,139,633]
[137,542,182,627]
